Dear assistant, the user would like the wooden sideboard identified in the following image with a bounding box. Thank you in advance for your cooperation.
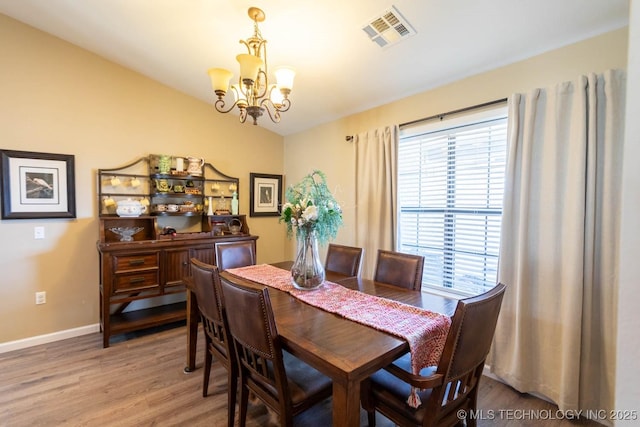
[97,216,257,347]
[97,155,256,347]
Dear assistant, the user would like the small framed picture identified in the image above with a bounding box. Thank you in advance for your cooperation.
[249,173,282,217]
[1,149,76,219]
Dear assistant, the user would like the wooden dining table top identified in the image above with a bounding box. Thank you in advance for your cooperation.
[215,261,458,427]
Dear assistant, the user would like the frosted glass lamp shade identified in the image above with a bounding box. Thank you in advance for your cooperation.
[274,66,296,92]
[208,68,233,95]
[236,54,263,83]
[270,85,284,107]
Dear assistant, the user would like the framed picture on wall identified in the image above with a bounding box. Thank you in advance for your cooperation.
[0,149,76,219]
[249,172,282,217]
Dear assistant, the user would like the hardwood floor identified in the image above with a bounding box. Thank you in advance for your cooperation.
[0,324,602,426]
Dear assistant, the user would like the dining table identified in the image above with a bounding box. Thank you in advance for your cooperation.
[184,261,457,427]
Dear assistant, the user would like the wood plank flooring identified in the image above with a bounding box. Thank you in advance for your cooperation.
[0,324,603,426]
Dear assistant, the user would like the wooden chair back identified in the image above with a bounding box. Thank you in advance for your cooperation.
[373,249,425,290]
[189,258,237,426]
[362,283,507,427]
[427,282,506,425]
[219,277,291,422]
[218,276,332,426]
[214,240,256,271]
[325,243,364,277]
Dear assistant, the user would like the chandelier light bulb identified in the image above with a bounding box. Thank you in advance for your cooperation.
[270,85,284,107]
[231,84,248,108]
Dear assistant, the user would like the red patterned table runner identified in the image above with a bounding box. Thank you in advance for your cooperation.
[225,264,452,407]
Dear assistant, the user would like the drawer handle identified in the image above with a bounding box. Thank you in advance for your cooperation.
[129,277,146,284]
[128,259,146,266]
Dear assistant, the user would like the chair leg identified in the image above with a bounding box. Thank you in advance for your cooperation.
[467,385,479,427]
[238,382,249,427]
[227,367,237,427]
[203,348,212,397]
[367,410,377,427]
[279,400,293,427]
[361,378,377,427]
[466,407,478,427]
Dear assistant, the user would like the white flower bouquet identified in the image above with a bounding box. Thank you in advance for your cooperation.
[279,170,343,245]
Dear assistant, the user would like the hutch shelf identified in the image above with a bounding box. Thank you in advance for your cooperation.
[97,155,257,347]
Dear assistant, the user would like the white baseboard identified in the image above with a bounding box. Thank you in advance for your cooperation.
[0,324,100,354]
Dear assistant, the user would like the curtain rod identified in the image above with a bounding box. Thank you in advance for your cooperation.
[400,98,508,128]
[345,97,508,142]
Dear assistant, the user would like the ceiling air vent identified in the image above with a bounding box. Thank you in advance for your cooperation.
[362,5,416,48]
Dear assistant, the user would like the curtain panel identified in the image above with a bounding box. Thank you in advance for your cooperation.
[354,126,399,279]
[490,70,626,414]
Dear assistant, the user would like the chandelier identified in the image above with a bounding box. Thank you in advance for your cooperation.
[207,7,295,126]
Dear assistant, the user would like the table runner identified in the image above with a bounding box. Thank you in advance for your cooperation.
[225,264,451,407]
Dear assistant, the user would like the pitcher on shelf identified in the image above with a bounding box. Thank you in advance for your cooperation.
[186,157,204,176]
[154,179,172,193]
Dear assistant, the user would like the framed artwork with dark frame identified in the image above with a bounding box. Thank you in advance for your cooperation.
[1,149,76,219]
[249,172,282,217]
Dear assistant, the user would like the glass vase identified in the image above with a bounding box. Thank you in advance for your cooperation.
[291,230,325,290]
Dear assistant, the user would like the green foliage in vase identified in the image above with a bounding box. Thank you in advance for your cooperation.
[279,170,343,245]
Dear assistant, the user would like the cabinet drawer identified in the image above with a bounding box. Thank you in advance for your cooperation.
[113,253,159,272]
[113,271,160,294]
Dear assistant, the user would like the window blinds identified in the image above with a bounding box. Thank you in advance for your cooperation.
[398,109,507,295]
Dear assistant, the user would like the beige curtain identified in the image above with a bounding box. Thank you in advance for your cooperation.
[354,125,399,279]
[489,70,625,414]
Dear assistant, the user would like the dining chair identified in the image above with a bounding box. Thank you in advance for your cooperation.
[324,243,364,277]
[189,258,237,427]
[214,239,257,271]
[361,283,507,427]
[373,249,425,290]
[217,276,333,427]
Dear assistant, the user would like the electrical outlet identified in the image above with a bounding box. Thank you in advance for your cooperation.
[34,226,45,239]
[35,291,46,305]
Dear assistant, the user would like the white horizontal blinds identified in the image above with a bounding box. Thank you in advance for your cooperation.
[398,108,507,295]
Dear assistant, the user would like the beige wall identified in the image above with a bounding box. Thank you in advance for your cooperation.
[0,14,286,343]
[284,27,629,266]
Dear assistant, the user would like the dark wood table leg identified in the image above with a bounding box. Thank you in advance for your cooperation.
[333,379,361,427]
[184,288,199,373]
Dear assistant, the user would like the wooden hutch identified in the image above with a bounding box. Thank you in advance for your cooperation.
[97,155,257,347]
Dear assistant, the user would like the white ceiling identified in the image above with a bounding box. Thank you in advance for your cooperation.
[0,0,629,136]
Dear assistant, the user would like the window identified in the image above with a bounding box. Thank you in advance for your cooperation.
[398,106,508,296]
